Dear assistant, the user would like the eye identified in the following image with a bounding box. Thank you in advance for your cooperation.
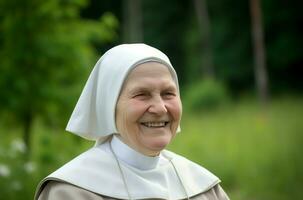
[164,92,175,96]
[162,91,176,98]
[132,92,149,99]
[134,93,146,97]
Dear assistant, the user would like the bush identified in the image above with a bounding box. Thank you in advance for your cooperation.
[183,78,229,111]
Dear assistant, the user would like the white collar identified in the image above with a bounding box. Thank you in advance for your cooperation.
[36,141,220,200]
[111,135,162,170]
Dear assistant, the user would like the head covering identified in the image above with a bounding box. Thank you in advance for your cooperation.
[66,43,180,142]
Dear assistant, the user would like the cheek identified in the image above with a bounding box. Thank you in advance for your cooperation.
[167,99,182,121]
[125,100,148,121]
[116,105,137,137]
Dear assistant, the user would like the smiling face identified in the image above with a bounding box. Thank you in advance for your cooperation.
[115,62,182,156]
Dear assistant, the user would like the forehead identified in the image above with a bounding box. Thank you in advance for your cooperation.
[124,62,176,86]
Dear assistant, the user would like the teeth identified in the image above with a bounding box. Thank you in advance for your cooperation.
[142,122,167,127]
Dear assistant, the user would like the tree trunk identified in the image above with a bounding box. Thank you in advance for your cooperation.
[250,0,269,106]
[193,0,215,78]
[123,0,143,43]
[23,111,33,157]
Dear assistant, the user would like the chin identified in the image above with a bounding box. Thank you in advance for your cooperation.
[145,136,172,152]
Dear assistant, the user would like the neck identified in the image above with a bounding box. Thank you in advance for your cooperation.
[110,135,161,170]
[116,135,160,157]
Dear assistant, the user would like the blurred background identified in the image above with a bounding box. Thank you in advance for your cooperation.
[0,0,302,199]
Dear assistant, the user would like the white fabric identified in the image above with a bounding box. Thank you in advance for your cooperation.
[110,135,169,170]
[36,139,220,200]
[66,43,180,142]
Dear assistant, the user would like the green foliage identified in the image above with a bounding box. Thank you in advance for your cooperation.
[0,120,92,200]
[183,78,229,111]
[0,140,39,199]
[0,0,118,130]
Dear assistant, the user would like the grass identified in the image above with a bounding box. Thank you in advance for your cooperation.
[169,96,303,199]
[0,96,302,199]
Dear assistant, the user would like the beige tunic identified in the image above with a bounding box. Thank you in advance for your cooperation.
[38,181,229,200]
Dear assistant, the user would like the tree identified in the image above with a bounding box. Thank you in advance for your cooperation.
[0,0,118,154]
[122,0,143,42]
[193,0,215,78]
[250,0,269,105]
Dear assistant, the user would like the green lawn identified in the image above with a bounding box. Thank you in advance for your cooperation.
[0,96,302,199]
[169,96,303,200]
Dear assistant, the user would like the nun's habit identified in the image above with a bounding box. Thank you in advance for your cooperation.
[35,44,230,200]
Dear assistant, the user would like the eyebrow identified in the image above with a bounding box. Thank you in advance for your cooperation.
[127,87,150,94]
[128,85,177,93]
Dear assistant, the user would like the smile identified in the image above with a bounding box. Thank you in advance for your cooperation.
[141,121,169,128]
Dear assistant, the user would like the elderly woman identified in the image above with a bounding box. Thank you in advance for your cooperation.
[35,44,230,200]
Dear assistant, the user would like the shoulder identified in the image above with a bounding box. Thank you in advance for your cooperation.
[35,146,118,199]
[191,184,230,200]
[163,149,219,180]
[162,149,221,195]
[47,145,115,179]
[164,151,230,199]
[37,181,110,200]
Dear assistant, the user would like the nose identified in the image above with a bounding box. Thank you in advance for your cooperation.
[148,96,167,115]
